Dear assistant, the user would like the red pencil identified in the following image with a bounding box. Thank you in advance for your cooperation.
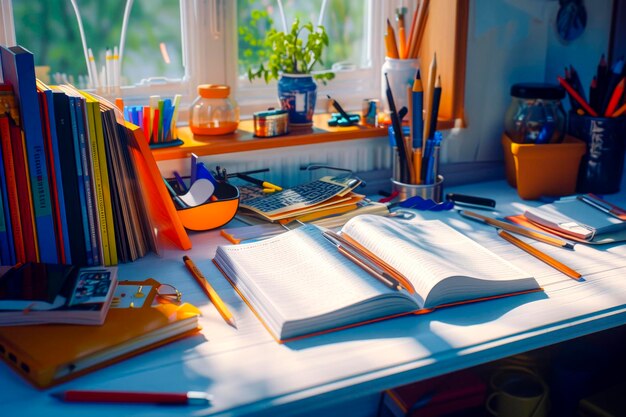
[51,390,212,405]
[557,76,598,117]
[604,77,625,117]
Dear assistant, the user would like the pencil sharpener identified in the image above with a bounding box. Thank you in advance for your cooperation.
[173,181,240,231]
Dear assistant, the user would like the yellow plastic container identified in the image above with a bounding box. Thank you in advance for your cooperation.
[502,133,586,200]
[175,182,239,231]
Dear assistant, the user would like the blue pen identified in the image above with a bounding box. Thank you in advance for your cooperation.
[173,171,188,192]
[190,153,199,184]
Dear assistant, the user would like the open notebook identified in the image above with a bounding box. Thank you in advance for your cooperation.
[213,215,539,342]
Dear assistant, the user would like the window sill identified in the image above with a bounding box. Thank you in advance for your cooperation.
[151,114,458,161]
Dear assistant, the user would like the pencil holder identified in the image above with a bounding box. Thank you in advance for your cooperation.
[174,182,239,231]
[381,58,419,114]
[568,111,626,194]
[391,175,444,202]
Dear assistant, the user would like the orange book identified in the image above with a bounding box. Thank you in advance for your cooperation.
[125,122,192,250]
[0,278,201,388]
[0,115,25,262]
[0,86,38,262]
[213,215,541,343]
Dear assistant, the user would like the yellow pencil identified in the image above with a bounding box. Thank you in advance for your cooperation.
[182,255,237,328]
[385,19,399,59]
[497,230,582,281]
[423,53,437,142]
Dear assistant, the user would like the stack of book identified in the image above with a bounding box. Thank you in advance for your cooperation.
[237,175,365,224]
[0,45,190,266]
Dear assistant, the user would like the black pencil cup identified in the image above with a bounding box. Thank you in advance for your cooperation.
[568,111,626,194]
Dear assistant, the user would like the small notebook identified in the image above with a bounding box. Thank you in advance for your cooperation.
[524,196,626,241]
[213,215,539,342]
[0,263,118,326]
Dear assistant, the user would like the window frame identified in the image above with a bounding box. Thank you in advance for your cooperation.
[1,0,467,128]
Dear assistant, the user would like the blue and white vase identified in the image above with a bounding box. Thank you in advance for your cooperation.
[277,73,317,127]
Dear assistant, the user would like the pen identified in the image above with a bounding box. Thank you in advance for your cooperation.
[323,231,403,291]
[51,390,212,405]
[497,229,582,281]
[182,255,237,328]
[236,173,282,191]
[578,194,626,221]
[327,94,355,126]
[446,193,496,209]
[460,210,574,249]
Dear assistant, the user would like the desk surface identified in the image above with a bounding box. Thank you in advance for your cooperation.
[3,177,626,417]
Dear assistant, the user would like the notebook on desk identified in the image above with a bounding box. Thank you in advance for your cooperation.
[213,215,540,343]
[0,278,201,388]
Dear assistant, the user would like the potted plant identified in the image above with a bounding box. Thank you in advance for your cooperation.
[246,18,335,126]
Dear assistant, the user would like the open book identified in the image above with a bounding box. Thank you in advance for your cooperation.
[213,215,539,342]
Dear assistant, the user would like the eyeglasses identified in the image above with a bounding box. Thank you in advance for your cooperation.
[154,283,182,304]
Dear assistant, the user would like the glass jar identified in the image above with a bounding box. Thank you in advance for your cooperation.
[381,58,419,114]
[505,83,566,144]
[189,84,239,135]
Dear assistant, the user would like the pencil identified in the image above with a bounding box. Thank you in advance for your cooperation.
[459,210,574,249]
[182,255,237,328]
[423,53,437,142]
[604,77,625,117]
[557,76,598,117]
[497,230,582,281]
[408,0,430,59]
[612,102,626,117]
[428,75,442,140]
[411,69,424,149]
[385,19,399,59]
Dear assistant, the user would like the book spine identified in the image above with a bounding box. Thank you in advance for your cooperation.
[53,92,87,266]
[10,125,39,261]
[38,88,71,264]
[74,98,99,265]
[93,102,117,265]
[0,115,25,262]
[0,47,58,263]
[0,143,15,265]
[84,99,110,266]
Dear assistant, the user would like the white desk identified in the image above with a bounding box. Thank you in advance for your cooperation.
[3,177,626,417]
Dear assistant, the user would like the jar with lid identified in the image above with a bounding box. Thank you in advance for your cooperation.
[189,84,239,135]
[504,83,566,144]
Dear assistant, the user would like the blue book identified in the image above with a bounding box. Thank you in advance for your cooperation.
[52,89,87,265]
[0,143,16,265]
[0,46,58,263]
[64,92,96,266]
[37,83,71,264]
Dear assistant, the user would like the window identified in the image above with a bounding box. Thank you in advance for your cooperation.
[1,0,467,126]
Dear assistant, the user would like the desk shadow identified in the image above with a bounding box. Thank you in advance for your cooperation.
[286,290,548,351]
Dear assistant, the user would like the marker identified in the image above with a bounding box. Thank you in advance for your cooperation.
[51,390,212,405]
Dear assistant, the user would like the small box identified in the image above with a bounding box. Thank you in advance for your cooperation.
[175,182,239,231]
[502,133,586,200]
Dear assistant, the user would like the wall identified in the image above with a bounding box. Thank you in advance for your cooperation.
[442,0,613,167]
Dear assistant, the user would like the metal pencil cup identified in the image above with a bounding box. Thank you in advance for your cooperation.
[391,175,444,202]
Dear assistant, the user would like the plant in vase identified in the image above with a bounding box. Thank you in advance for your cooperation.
[246,18,335,126]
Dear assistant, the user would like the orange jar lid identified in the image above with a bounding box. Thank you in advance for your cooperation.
[198,84,230,99]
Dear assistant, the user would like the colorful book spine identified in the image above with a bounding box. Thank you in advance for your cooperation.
[0,114,25,262]
[36,83,71,264]
[72,95,99,265]
[9,119,39,262]
[0,141,15,265]
[0,46,58,263]
[51,89,87,265]
[82,92,117,266]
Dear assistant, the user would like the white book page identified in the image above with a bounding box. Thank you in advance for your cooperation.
[341,216,532,302]
[216,225,398,322]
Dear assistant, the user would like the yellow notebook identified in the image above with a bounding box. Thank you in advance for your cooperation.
[0,278,201,388]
